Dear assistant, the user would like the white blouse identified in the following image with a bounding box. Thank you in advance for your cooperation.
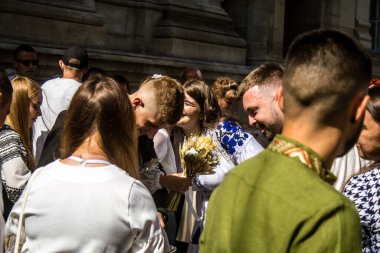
[5,160,166,253]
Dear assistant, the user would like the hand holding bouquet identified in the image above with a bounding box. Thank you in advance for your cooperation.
[166,134,219,211]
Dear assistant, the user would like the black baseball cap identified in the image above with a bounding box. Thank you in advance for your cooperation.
[62,46,88,69]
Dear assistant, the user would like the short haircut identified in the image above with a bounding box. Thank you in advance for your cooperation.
[0,69,12,106]
[140,76,184,126]
[14,44,36,59]
[183,79,221,129]
[82,67,106,82]
[0,69,13,102]
[112,74,130,94]
[239,63,283,97]
[212,77,239,104]
[283,29,372,123]
[180,68,202,84]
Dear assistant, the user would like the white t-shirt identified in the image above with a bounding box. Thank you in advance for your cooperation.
[33,78,81,162]
[5,160,166,253]
[331,146,370,191]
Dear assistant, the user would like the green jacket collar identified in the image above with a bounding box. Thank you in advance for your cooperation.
[268,135,336,184]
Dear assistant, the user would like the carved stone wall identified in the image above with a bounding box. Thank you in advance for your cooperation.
[0,0,250,89]
[0,0,378,86]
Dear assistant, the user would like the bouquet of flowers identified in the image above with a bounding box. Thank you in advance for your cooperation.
[166,134,219,212]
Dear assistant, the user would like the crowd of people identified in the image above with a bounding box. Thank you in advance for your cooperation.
[0,28,378,253]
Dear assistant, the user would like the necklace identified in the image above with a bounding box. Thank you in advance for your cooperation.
[67,155,112,167]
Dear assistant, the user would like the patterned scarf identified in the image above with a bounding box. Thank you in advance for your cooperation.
[268,135,336,185]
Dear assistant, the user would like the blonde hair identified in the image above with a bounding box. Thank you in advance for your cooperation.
[239,63,283,97]
[140,76,184,126]
[212,77,239,104]
[6,76,41,169]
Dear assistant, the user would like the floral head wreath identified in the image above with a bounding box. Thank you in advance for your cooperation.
[152,74,162,79]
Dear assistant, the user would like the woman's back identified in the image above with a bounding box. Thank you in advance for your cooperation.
[5,76,167,253]
[6,160,165,252]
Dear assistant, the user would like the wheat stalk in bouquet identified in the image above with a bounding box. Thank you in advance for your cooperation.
[166,134,219,212]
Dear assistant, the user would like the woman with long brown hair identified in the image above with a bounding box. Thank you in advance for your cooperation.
[5,77,167,252]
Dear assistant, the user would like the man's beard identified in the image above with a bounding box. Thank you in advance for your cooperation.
[266,112,283,141]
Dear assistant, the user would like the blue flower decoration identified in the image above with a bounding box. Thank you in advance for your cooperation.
[215,120,250,155]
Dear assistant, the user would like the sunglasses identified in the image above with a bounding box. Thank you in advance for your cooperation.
[16,59,39,66]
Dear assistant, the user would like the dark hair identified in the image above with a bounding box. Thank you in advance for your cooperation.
[112,74,130,94]
[283,29,372,123]
[82,67,106,82]
[14,44,36,59]
[180,68,203,84]
[183,80,220,130]
[0,69,13,106]
[61,77,139,179]
[367,85,380,122]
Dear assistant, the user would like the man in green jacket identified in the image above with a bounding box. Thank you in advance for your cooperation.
[200,29,371,253]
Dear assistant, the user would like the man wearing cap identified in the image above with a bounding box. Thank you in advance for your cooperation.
[33,45,88,163]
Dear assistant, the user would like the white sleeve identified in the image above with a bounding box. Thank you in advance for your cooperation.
[4,181,27,253]
[2,158,31,203]
[232,135,263,164]
[32,118,48,163]
[0,134,31,203]
[153,129,176,175]
[193,122,263,192]
[129,181,166,253]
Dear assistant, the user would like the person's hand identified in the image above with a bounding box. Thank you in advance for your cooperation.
[159,173,192,193]
[157,212,167,228]
[140,168,162,194]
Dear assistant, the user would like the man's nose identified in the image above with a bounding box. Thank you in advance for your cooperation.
[248,116,257,126]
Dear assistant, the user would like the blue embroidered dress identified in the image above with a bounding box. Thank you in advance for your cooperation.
[188,120,263,252]
[343,166,380,253]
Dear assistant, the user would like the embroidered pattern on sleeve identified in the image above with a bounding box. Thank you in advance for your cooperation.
[0,127,29,203]
[215,121,249,155]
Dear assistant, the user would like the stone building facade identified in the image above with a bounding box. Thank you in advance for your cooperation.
[0,0,378,89]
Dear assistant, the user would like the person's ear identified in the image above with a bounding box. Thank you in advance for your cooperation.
[276,86,284,113]
[58,60,65,71]
[132,97,144,109]
[351,94,369,123]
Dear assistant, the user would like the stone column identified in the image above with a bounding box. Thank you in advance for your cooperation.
[152,0,247,65]
[245,0,285,66]
[355,0,371,49]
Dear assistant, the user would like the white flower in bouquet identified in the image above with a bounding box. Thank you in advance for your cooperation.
[167,134,219,211]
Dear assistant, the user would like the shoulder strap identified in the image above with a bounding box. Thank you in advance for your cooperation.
[14,168,43,253]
